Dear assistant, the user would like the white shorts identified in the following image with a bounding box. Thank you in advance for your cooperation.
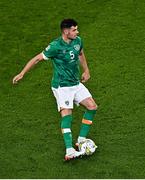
[51,83,92,111]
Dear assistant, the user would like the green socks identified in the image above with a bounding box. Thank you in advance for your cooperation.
[61,115,73,149]
[61,110,97,149]
[79,109,97,137]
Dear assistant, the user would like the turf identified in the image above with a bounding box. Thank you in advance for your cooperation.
[0,0,145,178]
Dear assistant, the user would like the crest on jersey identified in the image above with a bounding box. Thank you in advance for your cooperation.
[74,44,80,51]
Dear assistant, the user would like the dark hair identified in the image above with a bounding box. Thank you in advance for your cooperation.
[60,19,78,30]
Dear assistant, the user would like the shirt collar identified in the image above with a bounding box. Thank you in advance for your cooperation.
[60,36,74,46]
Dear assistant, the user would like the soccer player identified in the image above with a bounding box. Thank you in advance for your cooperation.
[13,19,98,160]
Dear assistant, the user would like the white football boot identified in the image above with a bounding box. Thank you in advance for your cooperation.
[65,147,84,161]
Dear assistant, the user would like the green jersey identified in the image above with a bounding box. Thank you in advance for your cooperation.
[42,36,83,88]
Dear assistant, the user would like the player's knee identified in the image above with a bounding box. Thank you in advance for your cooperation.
[87,103,98,111]
[60,108,72,117]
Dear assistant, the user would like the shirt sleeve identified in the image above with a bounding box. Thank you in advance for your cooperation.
[42,43,57,60]
[77,36,83,52]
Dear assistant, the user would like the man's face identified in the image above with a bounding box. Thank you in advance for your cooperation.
[64,26,79,40]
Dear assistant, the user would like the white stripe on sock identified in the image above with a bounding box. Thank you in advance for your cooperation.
[62,128,71,133]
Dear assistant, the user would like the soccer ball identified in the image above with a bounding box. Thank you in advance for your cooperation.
[78,139,97,155]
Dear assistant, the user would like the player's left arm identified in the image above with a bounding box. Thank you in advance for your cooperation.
[79,49,90,83]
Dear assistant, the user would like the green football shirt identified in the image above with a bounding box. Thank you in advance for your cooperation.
[42,36,83,88]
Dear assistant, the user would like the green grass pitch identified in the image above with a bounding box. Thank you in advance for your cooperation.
[0,0,145,178]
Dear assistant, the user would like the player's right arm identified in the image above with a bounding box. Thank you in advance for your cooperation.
[13,41,57,84]
[12,53,44,84]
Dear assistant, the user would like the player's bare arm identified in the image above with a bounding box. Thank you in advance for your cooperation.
[13,53,44,84]
[79,49,90,83]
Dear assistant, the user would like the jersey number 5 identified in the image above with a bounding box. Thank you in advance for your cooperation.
[69,51,75,59]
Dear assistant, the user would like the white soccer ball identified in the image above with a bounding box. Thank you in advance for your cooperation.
[78,139,97,155]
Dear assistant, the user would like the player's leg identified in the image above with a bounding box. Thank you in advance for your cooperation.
[78,97,97,141]
[60,108,73,151]
[74,83,98,144]
[52,87,84,160]
[77,97,97,144]
[60,108,84,160]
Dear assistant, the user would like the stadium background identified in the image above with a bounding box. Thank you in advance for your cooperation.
[0,0,145,178]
